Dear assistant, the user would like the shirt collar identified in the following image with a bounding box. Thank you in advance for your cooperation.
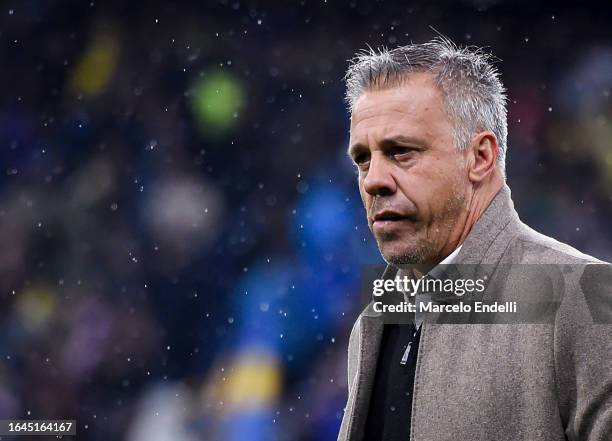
[439,244,462,265]
[427,244,463,279]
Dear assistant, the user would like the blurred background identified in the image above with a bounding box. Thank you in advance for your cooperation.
[1,0,612,440]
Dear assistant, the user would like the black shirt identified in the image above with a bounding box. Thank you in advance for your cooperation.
[363,323,422,441]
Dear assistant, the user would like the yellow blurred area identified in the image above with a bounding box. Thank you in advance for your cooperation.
[70,31,120,97]
[15,286,56,331]
[220,353,281,410]
[549,118,612,189]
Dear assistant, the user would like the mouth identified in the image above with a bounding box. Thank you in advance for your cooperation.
[371,210,412,229]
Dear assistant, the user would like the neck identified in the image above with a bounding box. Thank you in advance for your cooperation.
[442,169,504,258]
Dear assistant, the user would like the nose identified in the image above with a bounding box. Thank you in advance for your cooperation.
[362,153,396,197]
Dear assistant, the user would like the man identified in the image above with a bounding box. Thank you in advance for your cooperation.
[338,38,612,441]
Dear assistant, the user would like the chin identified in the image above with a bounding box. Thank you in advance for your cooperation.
[380,246,424,265]
[378,239,436,266]
[383,253,424,265]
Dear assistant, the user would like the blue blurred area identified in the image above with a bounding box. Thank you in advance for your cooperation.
[1,1,612,440]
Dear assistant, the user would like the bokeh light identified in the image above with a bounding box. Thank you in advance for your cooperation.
[190,72,244,136]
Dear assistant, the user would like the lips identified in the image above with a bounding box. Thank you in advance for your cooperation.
[370,209,416,233]
[373,210,406,222]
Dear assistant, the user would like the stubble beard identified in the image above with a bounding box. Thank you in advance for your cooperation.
[376,189,466,266]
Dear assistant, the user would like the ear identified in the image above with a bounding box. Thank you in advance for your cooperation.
[468,131,499,183]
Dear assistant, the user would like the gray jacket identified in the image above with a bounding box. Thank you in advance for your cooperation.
[338,184,612,441]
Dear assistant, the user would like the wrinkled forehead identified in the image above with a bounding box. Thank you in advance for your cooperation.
[349,74,451,142]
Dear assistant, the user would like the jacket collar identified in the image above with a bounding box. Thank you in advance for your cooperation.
[454,183,519,265]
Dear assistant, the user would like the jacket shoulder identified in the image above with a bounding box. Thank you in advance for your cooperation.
[508,222,605,265]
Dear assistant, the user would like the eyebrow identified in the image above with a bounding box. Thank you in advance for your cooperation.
[347,135,427,158]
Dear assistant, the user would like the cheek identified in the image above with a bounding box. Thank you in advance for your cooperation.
[429,165,468,213]
[395,169,429,204]
[395,160,454,210]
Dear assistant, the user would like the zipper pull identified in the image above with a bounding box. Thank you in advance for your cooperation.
[400,342,411,365]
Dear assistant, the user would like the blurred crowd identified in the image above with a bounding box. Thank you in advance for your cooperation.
[1,1,612,440]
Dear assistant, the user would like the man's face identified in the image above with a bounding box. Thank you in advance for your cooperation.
[348,73,470,265]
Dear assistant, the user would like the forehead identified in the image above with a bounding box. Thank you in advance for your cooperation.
[349,72,452,143]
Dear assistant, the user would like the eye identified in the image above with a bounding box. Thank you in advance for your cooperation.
[391,146,417,161]
[353,152,371,167]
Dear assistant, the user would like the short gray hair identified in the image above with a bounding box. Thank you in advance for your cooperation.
[344,37,508,176]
